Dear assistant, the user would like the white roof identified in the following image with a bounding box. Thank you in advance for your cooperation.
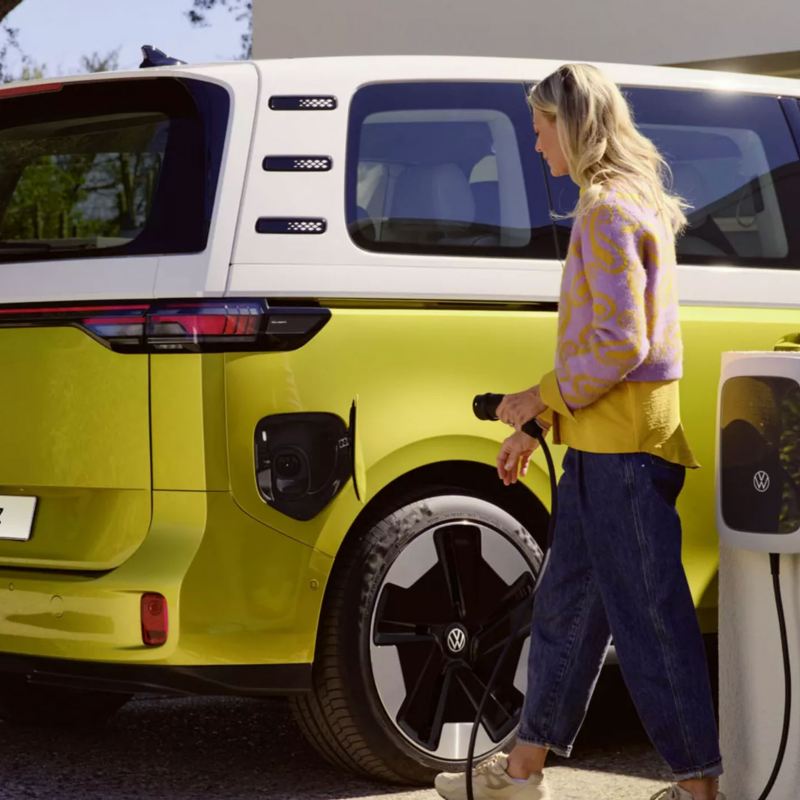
[2,54,799,97]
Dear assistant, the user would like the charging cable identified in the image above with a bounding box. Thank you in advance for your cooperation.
[469,393,559,800]
[754,552,791,800]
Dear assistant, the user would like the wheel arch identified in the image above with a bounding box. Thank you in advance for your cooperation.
[315,433,553,560]
[345,458,549,554]
[311,454,550,658]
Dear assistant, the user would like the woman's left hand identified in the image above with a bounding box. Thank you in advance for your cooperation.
[496,385,547,431]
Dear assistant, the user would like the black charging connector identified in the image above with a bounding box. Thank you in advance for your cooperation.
[754,553,792,800]
[468,393,559,800]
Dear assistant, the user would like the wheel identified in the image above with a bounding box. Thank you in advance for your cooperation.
[292,491,543,783]
[0,675,131,727]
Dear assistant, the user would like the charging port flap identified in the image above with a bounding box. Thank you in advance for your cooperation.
[350,397,367,504]
[254,403,365,521]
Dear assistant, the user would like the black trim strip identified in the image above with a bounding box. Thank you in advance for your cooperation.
[307,298,560,313]
[0,652,311,696]
[256,217,327,235]
[263,156,332,172]
[268,95,337,111]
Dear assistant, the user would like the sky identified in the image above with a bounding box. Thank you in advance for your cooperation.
[3,0,248,77]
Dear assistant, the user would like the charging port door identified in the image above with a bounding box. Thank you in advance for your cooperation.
[253,401,363,521]
[350,397,367,504]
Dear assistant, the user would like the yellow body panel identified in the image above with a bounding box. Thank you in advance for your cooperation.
[2,301,797,666]
[150,354,229,492]
[0,327,150,570]
[0,490,327,665]
[224,307,562,548]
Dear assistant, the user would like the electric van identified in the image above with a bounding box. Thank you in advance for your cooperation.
[0,54,799,784]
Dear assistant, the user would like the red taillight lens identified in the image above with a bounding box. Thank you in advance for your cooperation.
[0,81,64,100]
[141,593,168,647]
[0,299,330,353]
[146,301,263,350]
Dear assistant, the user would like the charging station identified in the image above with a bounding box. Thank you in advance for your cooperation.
[717,350,800,799]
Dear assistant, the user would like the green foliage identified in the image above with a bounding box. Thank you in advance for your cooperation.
[186,0,252,58]
[0,20,25,82]
[0,128,163,251]
[0,37,155,252]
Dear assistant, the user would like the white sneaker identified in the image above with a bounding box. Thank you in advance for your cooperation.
[434,753,550,800]
[650,785,726,800]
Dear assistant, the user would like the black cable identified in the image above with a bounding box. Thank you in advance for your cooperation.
[466,422,558,800]
[755,553,791,800]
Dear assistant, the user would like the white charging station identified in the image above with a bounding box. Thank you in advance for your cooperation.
[717,350,800,800]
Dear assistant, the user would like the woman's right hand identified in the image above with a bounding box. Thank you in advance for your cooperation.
[496,429,540,486]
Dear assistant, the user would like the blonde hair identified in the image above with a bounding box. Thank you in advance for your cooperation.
[529,63,688,235]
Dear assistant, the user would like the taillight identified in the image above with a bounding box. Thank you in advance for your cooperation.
[141,593,168,647]
[146,301,263,351]
[0,81,64,100]
[0,299,330,353]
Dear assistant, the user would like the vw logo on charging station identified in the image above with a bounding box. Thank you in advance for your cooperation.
[753,470,771,493]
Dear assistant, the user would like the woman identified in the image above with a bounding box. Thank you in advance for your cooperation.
[434,64,724,800]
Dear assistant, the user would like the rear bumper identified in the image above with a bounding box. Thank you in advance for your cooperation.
[0,651,311,696]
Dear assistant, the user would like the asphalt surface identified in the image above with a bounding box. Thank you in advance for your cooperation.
[0,667,674,800]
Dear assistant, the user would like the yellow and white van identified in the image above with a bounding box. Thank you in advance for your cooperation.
[0,54,799,783]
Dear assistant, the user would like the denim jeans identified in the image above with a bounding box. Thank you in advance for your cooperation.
[517,449,723,781]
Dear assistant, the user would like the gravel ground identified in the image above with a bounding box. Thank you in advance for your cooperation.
[0,668,673,800]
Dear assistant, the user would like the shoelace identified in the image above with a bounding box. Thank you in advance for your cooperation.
[471,753,508,776]
[649,786,722,800]
[648,789,676,800]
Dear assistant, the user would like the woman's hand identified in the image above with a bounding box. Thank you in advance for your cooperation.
[497,430,540,486]
[496,386,547,431]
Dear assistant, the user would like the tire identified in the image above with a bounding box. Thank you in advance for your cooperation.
[0,675,131,727]
[291,490,544,783]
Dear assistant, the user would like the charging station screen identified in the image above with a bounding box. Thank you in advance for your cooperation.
[720,376,800,534]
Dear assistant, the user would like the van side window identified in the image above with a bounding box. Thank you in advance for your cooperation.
[346,82,557,259]
[0,78,229,263]
[546,88,800,269]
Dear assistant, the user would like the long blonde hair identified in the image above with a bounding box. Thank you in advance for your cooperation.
[529,63,688,235]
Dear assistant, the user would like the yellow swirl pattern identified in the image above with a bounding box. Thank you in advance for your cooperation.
[552,198,681,409]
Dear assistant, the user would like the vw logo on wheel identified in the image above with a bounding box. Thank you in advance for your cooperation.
[753,470,771,493]
[445,625,467,654]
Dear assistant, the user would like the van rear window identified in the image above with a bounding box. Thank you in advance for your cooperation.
[0,77,229,263]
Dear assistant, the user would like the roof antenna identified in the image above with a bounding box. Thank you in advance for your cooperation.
[140,45,187,68]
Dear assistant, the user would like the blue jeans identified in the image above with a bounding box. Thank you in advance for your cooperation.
[517,449,723,781]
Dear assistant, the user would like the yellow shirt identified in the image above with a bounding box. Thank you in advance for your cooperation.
[537,190,698,469]
[540,371,699,468]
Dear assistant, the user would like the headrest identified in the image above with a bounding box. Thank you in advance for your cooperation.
[391,163,475,223]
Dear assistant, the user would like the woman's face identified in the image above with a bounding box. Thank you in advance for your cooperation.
[533,109,569,178]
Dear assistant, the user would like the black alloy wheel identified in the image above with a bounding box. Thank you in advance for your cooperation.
[291,491,543,783]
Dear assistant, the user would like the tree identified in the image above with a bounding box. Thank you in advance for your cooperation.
[0,0,26,83]
[186,0,252,59]
[79,49,120,75]
[0,43,157,248]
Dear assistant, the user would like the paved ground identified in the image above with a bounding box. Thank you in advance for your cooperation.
[0,667,674,800]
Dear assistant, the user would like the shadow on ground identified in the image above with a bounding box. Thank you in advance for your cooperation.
[0,663,687,800]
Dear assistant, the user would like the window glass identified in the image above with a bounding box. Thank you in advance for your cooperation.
[346,82,556,259]
[0,78,229,263]
[546,88,800,268]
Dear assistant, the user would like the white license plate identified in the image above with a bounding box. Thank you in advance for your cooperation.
[0,496,37,541]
